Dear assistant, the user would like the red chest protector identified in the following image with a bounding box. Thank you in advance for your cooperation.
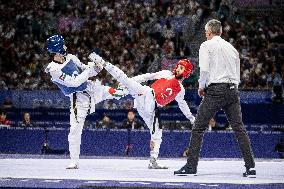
[151,77,181,106]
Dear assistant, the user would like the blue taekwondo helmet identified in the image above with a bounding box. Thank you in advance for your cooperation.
[46,35,66,55]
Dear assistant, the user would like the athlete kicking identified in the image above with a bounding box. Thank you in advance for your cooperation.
[89,53,195,169]
[45,35,126,169]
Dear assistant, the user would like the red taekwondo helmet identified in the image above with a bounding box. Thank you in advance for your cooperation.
[173,59,193,78]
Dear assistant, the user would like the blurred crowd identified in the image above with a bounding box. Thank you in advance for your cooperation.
[0,0,283,90]
[222,16,284,89]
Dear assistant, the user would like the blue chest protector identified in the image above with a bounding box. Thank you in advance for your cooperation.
[54,60,87,96]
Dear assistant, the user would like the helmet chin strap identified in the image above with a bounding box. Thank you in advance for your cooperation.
[60,50,67,57]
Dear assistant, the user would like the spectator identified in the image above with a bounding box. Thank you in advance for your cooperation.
[2,97,13,109]
[0,1,283,90]
[208,118,216,131]
[121,99,134,110]
[223,17,284,90]
[0,77,8,90]
[122,111,144,130]
[208,118,227,131]
[18,112,36,127]
[267,69,283,104]
[0,0,205,90]
[0,110,12,126]
[96,114,115,129]
[122,110,144,155]
[103,100,118,110]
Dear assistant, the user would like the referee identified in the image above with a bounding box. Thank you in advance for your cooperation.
[174,19,256,177]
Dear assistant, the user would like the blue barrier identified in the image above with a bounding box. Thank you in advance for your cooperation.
[0,127,282,158]
[4,103,284,125]
[0,90,273,109]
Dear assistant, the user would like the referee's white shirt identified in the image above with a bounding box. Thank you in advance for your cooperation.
[199,36,240,87]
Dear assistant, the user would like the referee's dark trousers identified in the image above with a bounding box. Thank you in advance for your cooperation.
[187,83,255,169]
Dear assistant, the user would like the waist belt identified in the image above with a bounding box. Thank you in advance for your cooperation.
[209,83,237,90]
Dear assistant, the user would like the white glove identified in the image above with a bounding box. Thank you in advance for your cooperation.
[88,52,105,66]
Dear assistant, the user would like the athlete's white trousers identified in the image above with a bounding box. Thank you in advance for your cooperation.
[68,81,114,164]
[104,63,163,159]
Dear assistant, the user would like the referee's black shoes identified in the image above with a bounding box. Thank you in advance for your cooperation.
[174,164,197,176]
[174,165,256,177]
[243,167,256,178]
